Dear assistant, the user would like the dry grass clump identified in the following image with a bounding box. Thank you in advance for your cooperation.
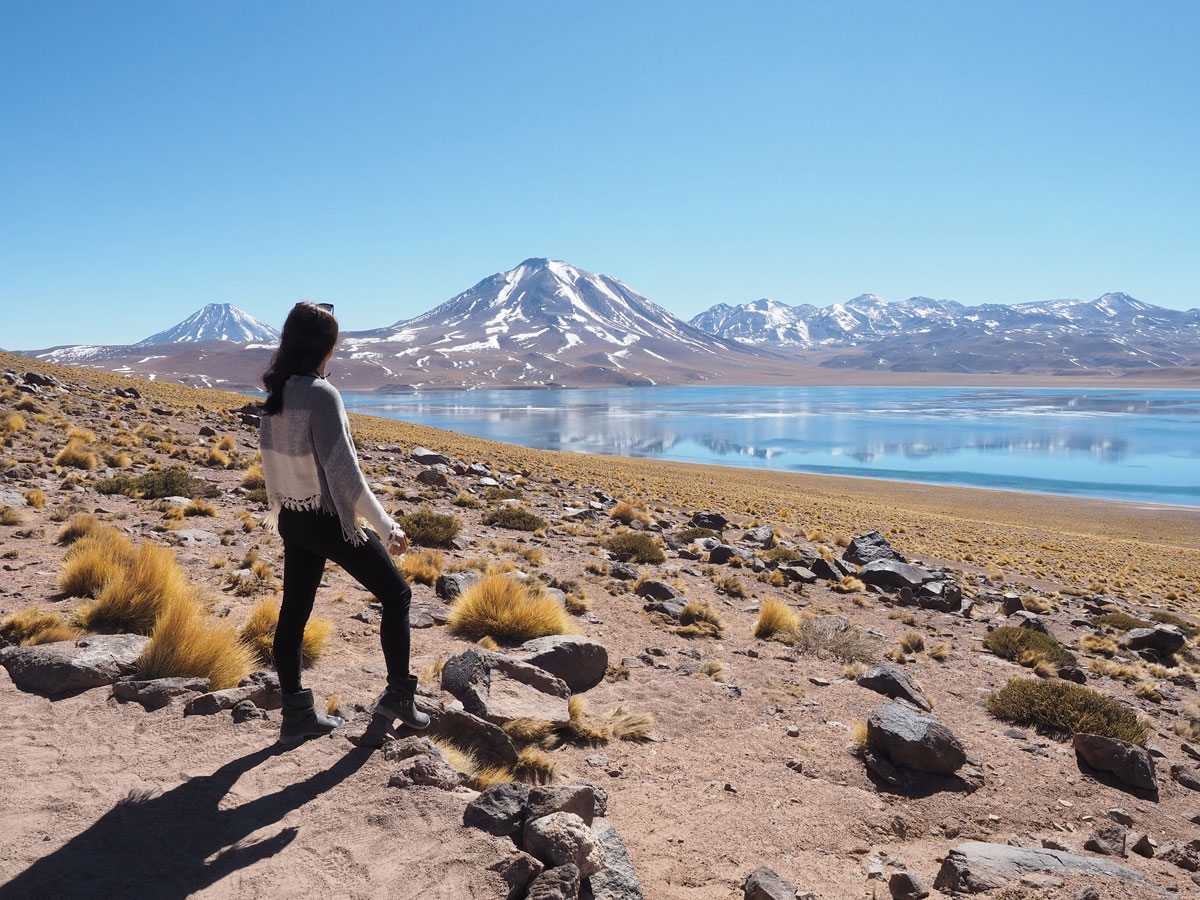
[1021,595,1053,614]
[401,549,444,585]
[1133,681,1163,703]
[755,597,799,640]
[603,533,665,564]
[698,659,727,681]
[135,600,255,690]
[0,506,28,526]
[927,641,952,661]
[54,440,98,470]
[238,599,332,667]
[831,576,866,594]
[183,498,216,517]
[674,599,726,638]
[96,466,220,500]
[503,717,558,744]
[65,426,95,443]
[512,747,557,784]
[447,573,570,642]
[23,489,46,509]
[897,632,925,654]
[74,541,194,634]
[395,506,462,547]
[104,450,133,468]
[564,588,591,614]
[0,412,26,434]
[1088,658,1144,683]
[0,607,82,646]
[1147,609,1197,635]
[675,526,718,542]
[1093,612,1152,633]
[849,721,870,749]
[58,526,136,598]
[610,502,651,526]
[15,396,41,413]
[241,462,265,490]
[983,626,1076,668]
[451,492,482,509]
[481,506,546,533]
[204,447,231,468]
[1080,633,1119,657]
[563,695,613,744]
[476,636,500,651]
[791,613,877,663]
[714,574,748,598]
[986,678,1150,745]
[609,705,654,741]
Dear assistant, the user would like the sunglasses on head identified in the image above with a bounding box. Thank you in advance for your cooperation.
[317,302,335,314]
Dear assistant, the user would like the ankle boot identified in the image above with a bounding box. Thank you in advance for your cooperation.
[279,689,344,744]
[373,675,430,730]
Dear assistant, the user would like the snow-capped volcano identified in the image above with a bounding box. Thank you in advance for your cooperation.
[343,258,770,387]
[689,299,813,346]
[136,303,280,345]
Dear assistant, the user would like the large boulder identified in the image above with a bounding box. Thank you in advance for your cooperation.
[708,544,754,565]
[436,571,481,602]
[740,526,775,547]
[933,842,1162,894]
[524,812,605,877]
[411,446,453,466]
[858,559,935,590]
[441,649,571,727]
[408,692,520,766]
[464,782,530,838]
[855,665,931,711]
[1073,733,1157,792]
[689,512,728,531]
[527,783,601,826]
[527,864,581,900]
[916,579,963,613]
[1124,625,1186,656]
[0,634,149,696]
[867,702,966,775]
[515,635,608,693]
[582,817,643,900]
[843,531,905,566]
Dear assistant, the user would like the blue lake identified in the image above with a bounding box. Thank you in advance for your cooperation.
[337,386,1200,507]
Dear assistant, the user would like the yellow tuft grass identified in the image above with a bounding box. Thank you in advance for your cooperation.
[831,575,866,594]
[898,632,926,654]
[183,498,216,517]
[237,599,332,667]
[610,502,651,526]
[23,489,46,509]
[66,426,96,443]
[241,463,265,490]
[927,641,952,661]
[512,747,557,784]
[675,599,726,638]
[205,447,231,468]
[477,635,499,651]
[58,527,135,598]
[54,440,97,470]
[401,549,444,585]
[563,695,612,745]
[609,705,654,741]
[1080,633,1118,657]
[0,412,26,433]
[136,599,256,690]
[74,541,194,634]
[844,661,869,679]
[0,506,27,526]
[698,659,727,682]
[503,717,558,744]
[850,720,870,749]
[755,598,799,640]
[1,606,82,646]
[447,573,570,642]
[217,435,235,452]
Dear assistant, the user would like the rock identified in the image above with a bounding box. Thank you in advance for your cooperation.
[634,579,683,603]
[933,841,1162,893]
[844,531,905,566]
[488,846,544,900]
[527,863,580,900]
[231,699,268,723]
[0,489,26,508]
[466,462,491,477]
[1072,733,1157,791]
[609,562,640,581]
[436,571,481,602]
[415,468,450,487]
[708,544,754,565]
[1084,825,1127,857]
[742,865,796,900]
[184,671,282,716]
[888,871,929,900]
[855,665,932,712]
[741,526,774,546]
[866,702,966,774]
[916,579,962,613]
[689,512,727,531]
[1001,594,1025,616]
[23,371,58,387]
[441,648,571,727]
[1009,610,1054,636]
[112,675,211,710]
[1171,763,1200,792]
[1130,832,1157,858]
[1107,807,1134,826]
[808,556,850,581]
[1124,625,1186,655]
[464,782,530,838]
[583,817,643,900]
[0,634,150,696]
[408,601,450,629]
[1159,839,1200,871]
[514,636,608,694]
[777,565,818,584]
[524,812,605,877]
[173,528,221,546]
[411,446,453,466]
[413,693,520,766]
[857,559,935,590]
[387,749,466,790]
[527,783,600,826]
[1075,889,1100,900]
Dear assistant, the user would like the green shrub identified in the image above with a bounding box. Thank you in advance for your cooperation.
[484,486,523,502]
[983,626,1076,667]
[674,526,717,543]
[395,506,462,547]
[96,466,220,500]
[760,546,801,562]
[1147,610,1197,635]
[986,678,1150,745]
[604,532,665,564]
[1093,612,1153,632]
[481,507,546,532]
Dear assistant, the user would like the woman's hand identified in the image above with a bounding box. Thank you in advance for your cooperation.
[387,528,410,556]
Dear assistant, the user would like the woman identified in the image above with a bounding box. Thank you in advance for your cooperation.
[259,301,429,744]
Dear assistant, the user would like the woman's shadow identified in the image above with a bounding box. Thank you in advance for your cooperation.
[0,742,374,900]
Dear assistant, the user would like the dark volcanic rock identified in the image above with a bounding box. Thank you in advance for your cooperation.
[855,665,931,711]
[582,817,642,900]
[1124,625,1186,655]
[689,512,727,531]
[843,531,905,566]
[708,544,754,565]
[742,865,797,900]
[867,702,967,775]
[888,871,929,900]
[0,634,150,697]
[441,648,571,727]
[464,782,530,837]
[515,635,608,693]
[527,863,580,900]
[436,571,481,602]
[1170,763,1200,792]
[1073,733,1157,792]
[857,559,934,590]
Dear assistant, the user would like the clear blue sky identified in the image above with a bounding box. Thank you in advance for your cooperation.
[2,0,1197,349]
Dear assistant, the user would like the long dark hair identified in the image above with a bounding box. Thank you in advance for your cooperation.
[262,302,339,415]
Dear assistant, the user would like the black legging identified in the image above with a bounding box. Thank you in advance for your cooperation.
[275,507,412,695]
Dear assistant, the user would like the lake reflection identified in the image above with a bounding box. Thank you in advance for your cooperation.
[339,386,1200,506]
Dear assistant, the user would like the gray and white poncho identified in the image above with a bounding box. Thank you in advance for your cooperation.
[259,374,398,546]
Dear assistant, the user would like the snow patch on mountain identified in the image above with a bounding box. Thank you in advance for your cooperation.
[137,303,280,345]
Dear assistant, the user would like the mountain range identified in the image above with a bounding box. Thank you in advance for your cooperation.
[16,260,1200,389]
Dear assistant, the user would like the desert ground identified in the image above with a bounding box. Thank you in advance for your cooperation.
[1,349,1200,900]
